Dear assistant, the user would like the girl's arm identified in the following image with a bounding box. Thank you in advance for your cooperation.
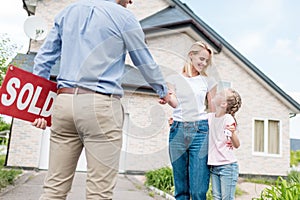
[231,131,240,148]
[226,124,240,149]
[207,85,217,112]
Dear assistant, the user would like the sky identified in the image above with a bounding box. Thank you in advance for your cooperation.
[0,0,28,53]
[0,0,299,138]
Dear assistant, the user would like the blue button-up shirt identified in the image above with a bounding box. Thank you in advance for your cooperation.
[33,0,168,98]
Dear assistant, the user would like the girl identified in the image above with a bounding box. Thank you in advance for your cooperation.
[160,41,217,199]
[208,88,242,200]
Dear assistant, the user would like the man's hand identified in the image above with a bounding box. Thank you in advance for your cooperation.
[159,87,178,108]
[159,91,172,105]
[32,118,47,130]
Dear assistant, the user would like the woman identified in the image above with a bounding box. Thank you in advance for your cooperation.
[160,41,217,199]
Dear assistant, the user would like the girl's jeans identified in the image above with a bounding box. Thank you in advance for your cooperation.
[169,120,210,200]
[211,162,239,200]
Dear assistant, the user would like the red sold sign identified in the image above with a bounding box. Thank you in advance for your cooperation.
[0,65,57,126]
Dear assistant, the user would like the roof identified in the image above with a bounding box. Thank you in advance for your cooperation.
[9,52,59,80]
[140,0,300,113]
[140,5,222,52]
[141,5,190,28]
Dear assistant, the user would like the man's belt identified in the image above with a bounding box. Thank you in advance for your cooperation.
[57,87,121,99]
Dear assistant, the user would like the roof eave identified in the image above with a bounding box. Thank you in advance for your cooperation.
[22,0,37,16]
[219,44,300,113]
[143,19,222,53]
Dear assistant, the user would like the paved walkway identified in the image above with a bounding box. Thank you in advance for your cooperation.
[0,170,270,200]
[236,181,268,200]
[0,170,166,200]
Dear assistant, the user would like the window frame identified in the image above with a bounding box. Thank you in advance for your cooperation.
[252,118,282,157]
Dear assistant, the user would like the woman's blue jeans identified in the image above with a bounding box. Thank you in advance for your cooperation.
[211,162,239,200]
[169,120,210,200]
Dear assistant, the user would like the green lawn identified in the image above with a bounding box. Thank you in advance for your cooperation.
[0,155,22,191]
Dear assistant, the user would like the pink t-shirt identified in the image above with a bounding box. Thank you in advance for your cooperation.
[207,113,237,166]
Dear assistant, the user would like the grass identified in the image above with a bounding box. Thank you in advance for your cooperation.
[244,177,277,186]
[0,155,22,191]
[145,166,174,195]
[148,191,155,197]
[235,186,247,196]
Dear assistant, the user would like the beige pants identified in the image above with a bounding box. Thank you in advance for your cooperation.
[40,93,124,200]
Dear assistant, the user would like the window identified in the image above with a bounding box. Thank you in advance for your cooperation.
[268,120,280,154]
[254,120,264,152]
[253,119,280,155]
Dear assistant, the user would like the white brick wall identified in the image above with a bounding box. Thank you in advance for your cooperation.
[30,0,169,52]
[7,118,44,168]
[121,91,173,171]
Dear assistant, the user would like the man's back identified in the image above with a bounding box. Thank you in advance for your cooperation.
[34,0,145,96]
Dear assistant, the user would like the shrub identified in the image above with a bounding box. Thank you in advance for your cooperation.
[145,166,174,194]
[287,170,300,183]
[0,155,5,166]
[144,167,228,200]
[290,150,300,167]
[0,169,22,189]
[254,171,300,200]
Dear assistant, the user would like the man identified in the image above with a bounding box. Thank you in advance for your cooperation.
[32,0,171,199]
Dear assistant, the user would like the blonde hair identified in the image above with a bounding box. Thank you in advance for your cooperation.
[183,41,213,77]
[226,88,242,123]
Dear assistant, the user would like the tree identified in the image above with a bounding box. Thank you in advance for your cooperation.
[0,117,10,132]
[0,34,16,145]
[0,33,18,85]
[0,116,10,146]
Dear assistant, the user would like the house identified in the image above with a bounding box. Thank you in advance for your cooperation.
[5,0,300,177]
